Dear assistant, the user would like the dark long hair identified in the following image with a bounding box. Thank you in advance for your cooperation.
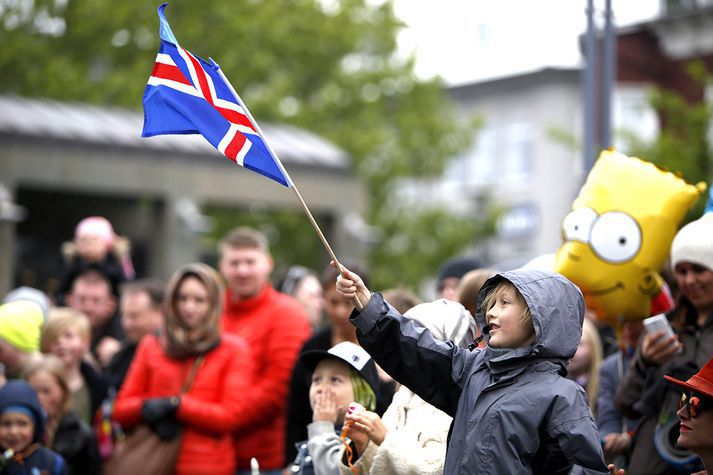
[162,263,223,359]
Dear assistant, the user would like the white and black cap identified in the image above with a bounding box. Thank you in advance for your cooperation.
[299,341,379,393]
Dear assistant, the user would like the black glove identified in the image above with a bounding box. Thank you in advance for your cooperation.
[142,397,179,425]
[152,416,182,441]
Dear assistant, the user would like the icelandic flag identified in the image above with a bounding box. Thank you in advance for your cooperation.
[142,3,291,187]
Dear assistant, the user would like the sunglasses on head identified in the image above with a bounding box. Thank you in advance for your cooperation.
[679,392,708,418]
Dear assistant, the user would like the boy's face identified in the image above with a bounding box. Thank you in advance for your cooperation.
[486,285,535,349]
[50,326,88,368]
[309,358,355,421]
[0,412,34,453]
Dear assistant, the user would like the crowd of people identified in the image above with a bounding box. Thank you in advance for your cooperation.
[0,210,710,475]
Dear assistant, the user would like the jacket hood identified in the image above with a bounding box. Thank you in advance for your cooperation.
[0,380,45,442]
[475,269,584,361]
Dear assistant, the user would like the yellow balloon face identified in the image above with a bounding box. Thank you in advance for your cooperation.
[554,150,706,324]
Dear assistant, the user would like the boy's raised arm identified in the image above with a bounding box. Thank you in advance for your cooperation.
[334,264,465,416]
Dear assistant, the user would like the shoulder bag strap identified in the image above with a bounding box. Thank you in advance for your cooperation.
[180,354,205,394]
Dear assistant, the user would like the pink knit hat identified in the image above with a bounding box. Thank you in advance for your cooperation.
[75,216,115,246]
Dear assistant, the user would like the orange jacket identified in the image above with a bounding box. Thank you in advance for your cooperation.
[221,284,311,470]
[114,334,254,475]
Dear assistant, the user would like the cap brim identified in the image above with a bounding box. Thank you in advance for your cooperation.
[299,349,339,374]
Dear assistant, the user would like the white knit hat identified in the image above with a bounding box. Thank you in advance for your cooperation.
[404,299,476,349]
[670,213,713,271]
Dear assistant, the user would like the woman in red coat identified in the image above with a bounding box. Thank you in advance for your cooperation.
[114,263,254,475]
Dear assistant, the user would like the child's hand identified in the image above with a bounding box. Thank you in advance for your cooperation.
[311,389,340,424]
[331,261,372,309]
[345,410,387,446]
[607,464,624,475]
[345,420,371,456]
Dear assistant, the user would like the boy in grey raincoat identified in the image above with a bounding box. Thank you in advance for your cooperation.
[335,266,609,474]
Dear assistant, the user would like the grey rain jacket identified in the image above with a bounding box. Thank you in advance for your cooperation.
[350,269,608,474]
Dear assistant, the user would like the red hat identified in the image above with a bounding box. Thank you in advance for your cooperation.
[664,357,713,399]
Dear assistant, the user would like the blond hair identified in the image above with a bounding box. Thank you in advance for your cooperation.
[23,354,71,414]
[481,280,532,326]
[41,307,91,353]
[23,354,72,445]
[163,263,224,359]
[580,318,603,417]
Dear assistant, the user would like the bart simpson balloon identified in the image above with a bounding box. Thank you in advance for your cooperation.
[554,149,706,324]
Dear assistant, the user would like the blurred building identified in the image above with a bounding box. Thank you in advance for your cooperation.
[618,1,713,104]
[419,1,713,270]
[440,67,584,268]
[0,96,365,296]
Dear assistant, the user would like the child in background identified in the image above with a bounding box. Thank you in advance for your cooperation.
[0,380,67,474]
[286,263,394,465]
[335,265,609,474]
[340,298,475,474]
[25,355,101,474]
[290,341,380,475]
[55,216,134,305]
[40,309,109,426]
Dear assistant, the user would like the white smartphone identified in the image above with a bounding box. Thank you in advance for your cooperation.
[643,314,675,338]
[643,314,681,352]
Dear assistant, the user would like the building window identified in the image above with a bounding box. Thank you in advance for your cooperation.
[502,122,534,182]
[444,124,498,187]
[467,125,497,185]
[613,86,658,149]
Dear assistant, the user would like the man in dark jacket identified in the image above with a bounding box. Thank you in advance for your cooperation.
[106,279,164,389]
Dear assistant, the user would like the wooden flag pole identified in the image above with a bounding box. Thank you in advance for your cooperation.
[217,69,363,310]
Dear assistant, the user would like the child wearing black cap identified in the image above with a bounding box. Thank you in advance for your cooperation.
[0,380,67,474]
[290,342,380,475]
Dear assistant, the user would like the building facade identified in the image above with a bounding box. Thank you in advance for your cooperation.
[0,96,365,296]
[442,68,584,267]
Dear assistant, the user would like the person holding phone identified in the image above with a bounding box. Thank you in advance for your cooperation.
[615,212,713,474]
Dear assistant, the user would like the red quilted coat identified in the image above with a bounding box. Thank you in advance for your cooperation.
[221,284,311,470]
[113,334,254,475]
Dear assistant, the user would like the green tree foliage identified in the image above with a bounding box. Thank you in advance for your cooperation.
[0,0,484,290]
[205,204,327,281]
[620,62,713,219]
